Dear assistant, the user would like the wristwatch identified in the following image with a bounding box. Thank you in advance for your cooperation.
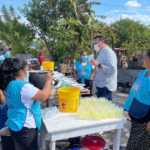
[98,64,101,68]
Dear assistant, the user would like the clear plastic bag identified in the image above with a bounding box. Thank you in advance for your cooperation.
[42,106,59,120]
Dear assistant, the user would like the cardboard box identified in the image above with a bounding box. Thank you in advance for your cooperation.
[61,69,67,73]
[67,70,73,73]
[68,67,73,70]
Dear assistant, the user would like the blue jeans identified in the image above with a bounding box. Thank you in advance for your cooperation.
[96,87,112,100]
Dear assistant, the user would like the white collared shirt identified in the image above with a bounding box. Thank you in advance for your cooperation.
[93,46,117,91]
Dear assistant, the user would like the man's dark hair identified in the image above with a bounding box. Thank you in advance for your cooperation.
[94,36,107,44]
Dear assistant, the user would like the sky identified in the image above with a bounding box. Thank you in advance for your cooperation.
[0,0,150,25]
[89,0,150,25]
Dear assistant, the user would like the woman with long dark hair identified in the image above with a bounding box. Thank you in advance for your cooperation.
[0,58,53,150]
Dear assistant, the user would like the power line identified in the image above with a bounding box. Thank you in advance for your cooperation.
[101,3,150,10]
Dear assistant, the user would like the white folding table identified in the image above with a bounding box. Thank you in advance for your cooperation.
[41,112,127,150]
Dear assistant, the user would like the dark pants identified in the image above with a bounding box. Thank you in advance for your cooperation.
[96,87,112,100]
[10,127,38,150]
[0,104,7,130]
[77,79,93,96]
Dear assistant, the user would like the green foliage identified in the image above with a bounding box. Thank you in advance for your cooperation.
[31,40,46,50]
[29,48,39,57]
[46,0,113,62]
[20,0,111,62]
[2,2,150,62]
[111,18,150,56]
[0,5,35,56]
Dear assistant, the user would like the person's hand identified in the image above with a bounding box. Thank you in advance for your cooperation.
[89,78,93,80]
[94,69,97,75]
[46,72,53,81]
[146,121,150,133]
[90,60,99,67]
[75,77,79,81]
[123,111,131,121]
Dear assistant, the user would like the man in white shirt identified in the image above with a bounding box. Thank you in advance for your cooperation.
[90,36,117,100]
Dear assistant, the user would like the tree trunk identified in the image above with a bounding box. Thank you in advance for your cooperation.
[41,29,54,61]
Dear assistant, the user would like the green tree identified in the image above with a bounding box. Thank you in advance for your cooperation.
[20,0,105,61]
[111,18,150,56]
[20,0,61,60]
[20,0,114,62]
[49,2,114,62]
[0,5,35,58]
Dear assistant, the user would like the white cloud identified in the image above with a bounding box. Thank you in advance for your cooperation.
[125,0,141,8]
[102,14,150,25]
[106,9,136,15]
[0,13,31,26]
[19,17,30,25]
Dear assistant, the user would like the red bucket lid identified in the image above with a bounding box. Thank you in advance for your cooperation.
[81,136,106,150]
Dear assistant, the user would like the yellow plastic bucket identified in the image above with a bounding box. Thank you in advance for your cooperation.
[58,87,80,113]
[42,61,54,71]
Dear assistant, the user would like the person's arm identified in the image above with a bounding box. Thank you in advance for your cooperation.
[37,56,40,65]
[89,69,95,80]
[90,53,116,75]
[73,64,79,81]
[32,72,53,101]
[74,69,79,81]
[147,121,150,133]
[123,111,131,121]
[100,52,116,75]
[0,90,5,104]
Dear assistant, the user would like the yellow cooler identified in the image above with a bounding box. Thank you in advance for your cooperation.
[42,61,54,71]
